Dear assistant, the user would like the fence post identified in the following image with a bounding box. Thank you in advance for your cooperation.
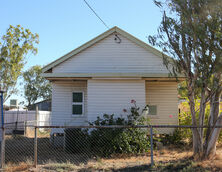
[1,127,5,169]
[34,106,38,168]
[34,126,37,168]
[24,109,28,136]
[150,126,154,167]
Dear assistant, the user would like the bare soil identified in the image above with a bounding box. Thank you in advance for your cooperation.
[4,145,222,172]
[3,129,222,172]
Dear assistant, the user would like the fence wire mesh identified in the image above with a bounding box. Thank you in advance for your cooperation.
[1,125,222,171]
[5,128,34,165]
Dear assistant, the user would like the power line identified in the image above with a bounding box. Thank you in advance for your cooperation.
[83,0,109,29]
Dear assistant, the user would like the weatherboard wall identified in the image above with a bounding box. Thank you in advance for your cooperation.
[51,81,88,128]
[52,33,169,74]
[146,81,179,133]
[50,80,178,134]
[87,79,146,122]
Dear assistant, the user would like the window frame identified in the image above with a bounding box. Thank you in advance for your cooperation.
[148,105,157,116]
[72,92,84,115]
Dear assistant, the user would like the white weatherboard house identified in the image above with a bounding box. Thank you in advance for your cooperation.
[42,27,184,134]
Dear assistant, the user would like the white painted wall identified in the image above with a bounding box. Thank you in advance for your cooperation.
[51,81,88,127]
[50,80,179,134]
[53,33,168,74]
[87,79,146,122]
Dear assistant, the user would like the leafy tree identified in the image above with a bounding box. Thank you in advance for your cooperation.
[178,81,188,99]
[178,81,202,100]
[149,0,222,159]
[0,25,39,102]
[23,65,51,107]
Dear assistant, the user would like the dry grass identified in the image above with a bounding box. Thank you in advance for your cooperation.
[4,147,222,172]
[3,132,222,172]
[5,161,33,172]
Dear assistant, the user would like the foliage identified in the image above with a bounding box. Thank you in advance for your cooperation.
[64,102,150,157]
[159,101,222,146]
[0,25,39,102]
[23,65,51,107]
[159,129,186,146]
[88,101,150,157]
[178,102,222,144]
[149,0,222,158]
[178,81,202,100]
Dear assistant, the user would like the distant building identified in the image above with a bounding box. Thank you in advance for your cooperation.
[10,99,18,109]
[28,99,51,111]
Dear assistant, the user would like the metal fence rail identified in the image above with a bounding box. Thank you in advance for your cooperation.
[1,125,222,171]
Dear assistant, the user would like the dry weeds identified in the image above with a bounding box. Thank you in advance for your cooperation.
[4,147,222,172]
[3,131,222,172]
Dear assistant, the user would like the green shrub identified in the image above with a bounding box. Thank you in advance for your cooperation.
[176,101,222,145]
[63,101,150,157]
[159,128,186,146]
[89,101,150,157]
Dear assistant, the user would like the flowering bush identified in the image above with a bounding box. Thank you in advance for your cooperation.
[88,100,150,157]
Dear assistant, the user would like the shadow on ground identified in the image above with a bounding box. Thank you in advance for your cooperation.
[5,136,92,165]
[5,135,222,172]
[76,157,221,172]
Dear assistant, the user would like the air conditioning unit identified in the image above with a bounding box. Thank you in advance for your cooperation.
[10,99,18,108]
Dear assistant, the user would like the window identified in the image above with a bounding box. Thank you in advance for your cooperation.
[72,92,84,115]
[148,105,157,115]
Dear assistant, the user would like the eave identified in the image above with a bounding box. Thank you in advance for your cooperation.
[41,73,186,81]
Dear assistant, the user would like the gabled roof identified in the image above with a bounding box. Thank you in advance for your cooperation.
[42,26,168,73]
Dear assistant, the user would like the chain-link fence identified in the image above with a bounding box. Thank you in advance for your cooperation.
[1,125,222,171]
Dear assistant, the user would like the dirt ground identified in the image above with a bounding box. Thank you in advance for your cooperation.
[4,146,222,172]
[3,129,222,172]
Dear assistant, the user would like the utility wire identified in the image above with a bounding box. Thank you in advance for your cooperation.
[83,0,109,29]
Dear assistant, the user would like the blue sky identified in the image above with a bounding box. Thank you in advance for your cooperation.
[0,0,163,104]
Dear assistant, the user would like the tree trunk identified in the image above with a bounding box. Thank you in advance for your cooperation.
[199,88,206,141]
[203,87,221,159]
[204,114,222,159]
[192,128,203,158]
[201,73,222,159]
[188,90,203,158]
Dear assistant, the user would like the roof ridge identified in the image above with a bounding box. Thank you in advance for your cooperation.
[42,26,169,73]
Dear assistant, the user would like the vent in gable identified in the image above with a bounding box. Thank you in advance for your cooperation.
[114,34,121,44]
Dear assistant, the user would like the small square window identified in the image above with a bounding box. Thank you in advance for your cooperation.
[73,93,83,102]
[72,105,83,115]
[149,105,157,115]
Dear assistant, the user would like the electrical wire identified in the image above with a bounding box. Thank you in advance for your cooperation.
[83,0,109,29]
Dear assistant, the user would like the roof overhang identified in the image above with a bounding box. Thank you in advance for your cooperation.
[41,73,186,81]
